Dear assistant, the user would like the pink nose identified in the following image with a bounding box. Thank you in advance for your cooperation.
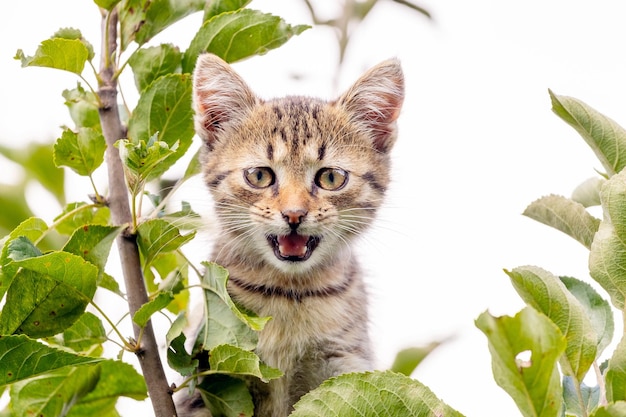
[282,209,307,229]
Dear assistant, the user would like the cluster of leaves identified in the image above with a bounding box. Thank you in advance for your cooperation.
[0,1,463,417]
[477,90,626,417]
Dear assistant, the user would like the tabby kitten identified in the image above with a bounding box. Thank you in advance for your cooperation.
[177,53,404,417]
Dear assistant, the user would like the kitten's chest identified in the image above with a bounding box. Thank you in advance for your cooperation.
[254,297,347,375]
[227,269,364,365]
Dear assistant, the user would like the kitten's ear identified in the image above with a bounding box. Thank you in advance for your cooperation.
[192,53,258,148]
[337,59,405,153]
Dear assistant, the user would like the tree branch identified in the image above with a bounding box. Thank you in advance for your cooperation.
[98,8,178,417]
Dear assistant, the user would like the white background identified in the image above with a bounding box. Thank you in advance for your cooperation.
[2,1,626,416]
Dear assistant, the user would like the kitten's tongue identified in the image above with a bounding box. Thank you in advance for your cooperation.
[277,233,309,257]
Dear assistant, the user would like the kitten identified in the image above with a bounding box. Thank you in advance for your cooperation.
[177,53,404,417]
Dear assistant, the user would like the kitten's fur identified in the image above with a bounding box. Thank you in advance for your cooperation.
[177,54,404,417]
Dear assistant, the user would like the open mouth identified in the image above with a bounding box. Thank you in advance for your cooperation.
[267,232,320,262]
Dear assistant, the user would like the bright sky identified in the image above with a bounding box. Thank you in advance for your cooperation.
[3,1,626,416]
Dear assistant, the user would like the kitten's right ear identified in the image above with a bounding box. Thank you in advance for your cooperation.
[192,53,257,148]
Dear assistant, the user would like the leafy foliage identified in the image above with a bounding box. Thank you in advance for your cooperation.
[478,90,626,417]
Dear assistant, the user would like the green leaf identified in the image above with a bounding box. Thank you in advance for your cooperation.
[67,397,120,417]
[119,0,205,50]
[291,370,465,417]
[572,177,604,208]
[63,84,101,129]
[128,44,182,92]
[0,218,48,296]
[9,365,100,417]
[127,73,194,173]
[53,202,110,236]
[15,38,89,75]
[0,251,98,337]
[54,127,106,176]
[183,9,310,72]
[99,272,122,296]
[0,335,101,386]
[1,218,47,254]
[562,376,600,417]
[183,147,202,179]
[549,89,626,176]
[12,251,97,298]
[63,224,122,280]
[78,360,148,402]
[505,266,598,381]
[591,401,626,417]
[148,253,189,314]
[207,344,282,382]
[204,0,252,20]
[475,307,565,417]
[589,169,626,309]
[390,341,442,377]
[143,250,188,303]
[589,224,626,310]
[1,270,85,337]
[522,194,600,249]
[158,201,202,231]
[136,218,195,268]
[133,292,174,327]
[561,276,614,358]
[116,135,179,195]
[62,312,107,353]
[62,360,147,416]
[6,236,43,262]
[52,27,95,60]
[598,168,626,238]
[166,312,188,346]
[606,336,626,402]
[167,331,198,376]
[197,374,254,417]
[199,262,269,351]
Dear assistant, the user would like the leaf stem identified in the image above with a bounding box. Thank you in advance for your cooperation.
[88,174,104,203]
[79,73,100,106]
[90,298,134,351]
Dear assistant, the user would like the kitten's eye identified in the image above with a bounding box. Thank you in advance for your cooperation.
[315,168,348,191]
[244,167,275,188]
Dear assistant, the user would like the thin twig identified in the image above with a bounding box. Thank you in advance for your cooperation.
[97,7,178,417]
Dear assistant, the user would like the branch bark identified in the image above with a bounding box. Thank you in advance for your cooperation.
[98,8,178,417]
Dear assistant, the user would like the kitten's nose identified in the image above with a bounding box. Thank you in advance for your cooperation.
[282,209,307,230]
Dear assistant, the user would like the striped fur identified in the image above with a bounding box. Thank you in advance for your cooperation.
[177,54,404,417]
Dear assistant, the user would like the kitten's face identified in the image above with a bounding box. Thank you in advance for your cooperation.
[192,55,404,274]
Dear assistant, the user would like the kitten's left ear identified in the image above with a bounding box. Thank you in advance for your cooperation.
[192,53,258,149]
[337,59,405,153]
